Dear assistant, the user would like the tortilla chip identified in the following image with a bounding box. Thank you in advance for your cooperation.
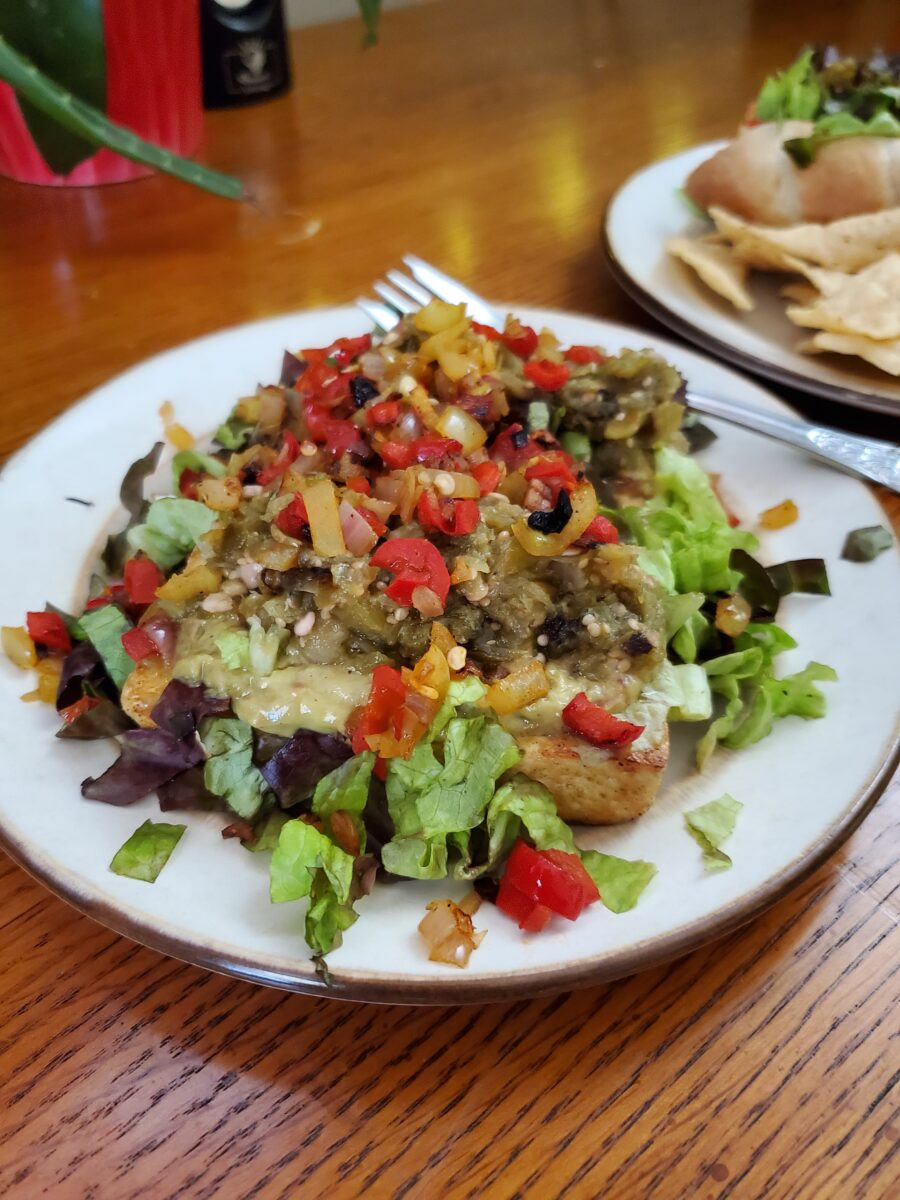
[780,282,819,304]
[708,207,810,273]
[786,254,900,341]
[710,205,900,273]
[666,235,754,311]
[799,330,900,376]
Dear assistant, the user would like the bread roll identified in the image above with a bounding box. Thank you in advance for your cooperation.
[686,121,900,226]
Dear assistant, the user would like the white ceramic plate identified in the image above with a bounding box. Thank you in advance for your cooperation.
[1,306,898,1004]
[604,141,900,416]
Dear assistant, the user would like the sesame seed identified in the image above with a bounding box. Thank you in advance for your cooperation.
[587,622,602,638]
[300,441,317,457]
[498,530,510,542]
[293,612,316,637]
[536,634,549,647]
[396,373,418,395]
[394,607,409,622]
[201,592,234,613]
[242,484,263,498]
[535,652,546,664]
[447,646,467,671]
[581,613,592,626]
[221,579,248,597]
[433,472,455,496]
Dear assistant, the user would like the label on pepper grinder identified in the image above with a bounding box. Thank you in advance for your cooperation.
[201,0,292,108]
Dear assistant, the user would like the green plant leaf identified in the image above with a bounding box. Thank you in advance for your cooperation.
[0,34,243,200]
[0,0,105,175]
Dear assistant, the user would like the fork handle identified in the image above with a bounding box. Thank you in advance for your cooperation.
[687,390,900,493]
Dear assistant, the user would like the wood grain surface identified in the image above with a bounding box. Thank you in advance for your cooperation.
[1,2,898,1197]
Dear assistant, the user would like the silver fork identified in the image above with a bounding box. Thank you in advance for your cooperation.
[357,256,900,493]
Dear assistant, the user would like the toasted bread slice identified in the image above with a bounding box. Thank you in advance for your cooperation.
[515,727,668,824]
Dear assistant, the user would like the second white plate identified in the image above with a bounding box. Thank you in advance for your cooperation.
[604,141,900,416]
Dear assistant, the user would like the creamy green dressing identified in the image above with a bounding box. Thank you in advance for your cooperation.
[174,654,371,736]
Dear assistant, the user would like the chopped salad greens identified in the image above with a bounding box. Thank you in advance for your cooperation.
[5,307,838,968]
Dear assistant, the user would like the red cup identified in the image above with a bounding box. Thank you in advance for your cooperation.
[0,0,203,187]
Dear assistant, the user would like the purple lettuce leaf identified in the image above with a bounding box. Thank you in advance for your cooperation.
[56,699,135,741]
[150,680,231,739]
[157,766,225,813]
[280,351,307,388]
[260,730,352,810]
[82,729,204,806]
[56,641,113,710]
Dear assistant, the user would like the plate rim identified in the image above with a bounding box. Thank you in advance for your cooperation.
[1,304,898,1005]
[602,142,900,417]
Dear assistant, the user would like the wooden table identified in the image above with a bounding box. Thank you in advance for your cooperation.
[1,3,898,1196]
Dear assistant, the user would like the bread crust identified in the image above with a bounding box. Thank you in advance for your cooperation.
[514,726,669,825]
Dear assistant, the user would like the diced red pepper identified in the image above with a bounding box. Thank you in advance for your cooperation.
[562,692,644,748]
[349,664,408,754]
[503,840,599,921]
[577,515,620,546]
[178,467,203,499]
[489,423,544,468]
[523,359,570,391]
[275,494,309,539]
[502,321,539,359]
[121,626,159,663]
[60,695,101,725]
[370,537,451,608]
[85,584,129,611]
[378,441,414,470]
[346,475,372,495]
[303,404,369,459]
[565,345,607,366]
[257,431,301,486]
[124,558,164,605]
[496,874,553,932]
[367,399,401,428]
[373,756,387,782]
[410,434,462,465]
[416,490,480,537]
[356,505,388,537]
[471,321,501,341]
[320,333,372,368]
[524,452,577,497]
[25,611,71,654]
[471,460,502,496]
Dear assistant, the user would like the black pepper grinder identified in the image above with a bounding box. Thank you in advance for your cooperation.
[200,0,291,109]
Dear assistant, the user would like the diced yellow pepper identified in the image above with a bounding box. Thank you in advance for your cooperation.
[2,625,37,670]
[156,562,222,602]
[413,299,467,334]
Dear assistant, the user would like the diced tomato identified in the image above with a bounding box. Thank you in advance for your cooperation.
[367,400,401,428]
[489,423,556,471]
[178,467,203,499]
[471,460,502,496]
[124,558,164,605]
[565,345,607,366]
[496,874,553,932]
[577,515,620,546]
[25,612,71,654]
[502,320,538,359]
[416,491,481,537]
[257,431,300,486]
[348,664,408,755]
[503,840,599,921]
[121,626,159,663]
[321,334,372,368]
[275,494,309,538]
[304,404,369,458]
[356,505,388,537]
[523,359,570,391]
[346,475,372,495]
[378,441,414,469]
[562,692,644,748]
[60,695,101,725]
[85,584,129,611]
[370,537,451,608]
[410,434,462,465]
[471,321,501,341]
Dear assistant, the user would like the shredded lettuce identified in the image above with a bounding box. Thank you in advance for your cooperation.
[214,413,254,450]
[214,630,250,670]
[269,819,358,954]
[127,497,218,570]
[78,604,133,689]
[311,752,375,852]
[109,819,185,883]
[651,661,712,722]
[842,525,893,563]
[684,794,742,871]
[248,616,287,676]
[201,717,268,819]
[786,109,900,166]
[560,430,592,461]
[581,851,657,912]
[171,450,226,491]
[756,48,822,121]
